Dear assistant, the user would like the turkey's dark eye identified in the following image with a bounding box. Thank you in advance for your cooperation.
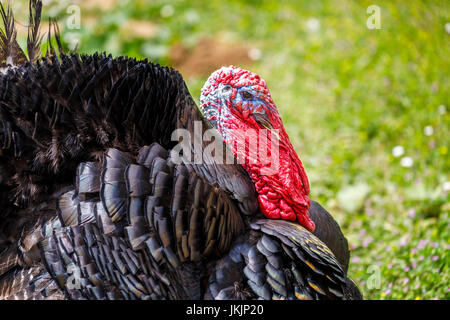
[241,91,253,100]
[222,85,232,93]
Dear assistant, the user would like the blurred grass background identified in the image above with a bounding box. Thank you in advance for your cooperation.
[11,0,450,299]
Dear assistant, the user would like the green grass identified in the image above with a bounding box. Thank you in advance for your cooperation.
[15,0,450,299]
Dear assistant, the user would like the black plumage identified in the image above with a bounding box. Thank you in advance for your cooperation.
[0,1,361,300]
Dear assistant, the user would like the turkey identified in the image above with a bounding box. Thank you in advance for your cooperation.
[0,1,361,300]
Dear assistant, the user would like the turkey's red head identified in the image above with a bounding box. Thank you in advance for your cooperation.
[200,66,314,232]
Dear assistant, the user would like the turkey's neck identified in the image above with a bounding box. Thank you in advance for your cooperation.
[226,124,314,231]
[178,104,259,216]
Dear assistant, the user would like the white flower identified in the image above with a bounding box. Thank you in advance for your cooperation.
[185,9,199,24]
[445,23,450,35]
[443,181,450,192]
[248,48,262,61]
[401,156,414,168]
[392,145,405,157]
[160,4,175,18]
[438,104,446,115]
[306,18,320,32]
[423,125,434,136]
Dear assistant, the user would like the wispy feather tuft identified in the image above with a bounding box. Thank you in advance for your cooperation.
[0,0,27,67]
[46,18,64,57]
[26,0,43,63]
[51,18,63,55]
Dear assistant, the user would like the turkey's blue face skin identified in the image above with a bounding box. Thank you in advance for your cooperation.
[201,83,279,142]
[200,82,233,134]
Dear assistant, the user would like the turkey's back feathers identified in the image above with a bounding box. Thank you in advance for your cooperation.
[0,264,64,300]
[0,54,191,250]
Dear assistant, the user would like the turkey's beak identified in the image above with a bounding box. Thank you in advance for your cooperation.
[252,113,280,141]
